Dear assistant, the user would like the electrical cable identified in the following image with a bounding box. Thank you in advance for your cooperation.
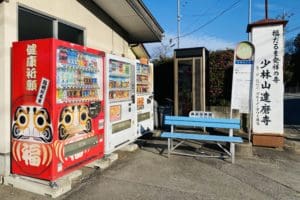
[177,0,242,39]
[182,0,221,32]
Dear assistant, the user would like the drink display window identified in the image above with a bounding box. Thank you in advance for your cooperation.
[56,47,102,103]
[108,60,131,102]
[136,63,151,94]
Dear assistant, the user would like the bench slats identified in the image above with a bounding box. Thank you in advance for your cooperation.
[164,116,240,129]
[162,115,242,163]
[161,132,243,143]
[164,120,240,129]
[165,116,240,124]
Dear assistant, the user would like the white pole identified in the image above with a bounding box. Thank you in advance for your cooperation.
[248,62,254,144]
[177,0,180,48]
[248,0,252,41]
[248,0,252,24]
[248,0,252,144]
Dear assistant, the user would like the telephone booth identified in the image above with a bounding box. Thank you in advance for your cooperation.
[174,47,208,116]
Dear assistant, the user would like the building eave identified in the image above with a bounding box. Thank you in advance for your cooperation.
[77,0,164,44]
[130,43,151,59]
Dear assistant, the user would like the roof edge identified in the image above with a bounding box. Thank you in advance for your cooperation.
[247,18,288,33]
[135,0,164,33]
[77,0,130,41]
[126,0,164,42]
[78,0,163,43]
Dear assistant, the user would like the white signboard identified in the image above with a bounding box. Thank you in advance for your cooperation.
[231,60,253,113]
[251,25,284,134]
[231,41,254,114]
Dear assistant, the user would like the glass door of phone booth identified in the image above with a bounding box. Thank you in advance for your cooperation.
[174,48,208,116]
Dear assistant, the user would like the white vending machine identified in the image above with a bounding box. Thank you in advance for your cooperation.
[136,61,154,137]
[105,54,137,154]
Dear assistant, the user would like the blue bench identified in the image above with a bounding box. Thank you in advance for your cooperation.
[160,115,243,163]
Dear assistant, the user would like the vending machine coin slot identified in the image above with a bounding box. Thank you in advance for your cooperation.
[89,101,101,118]
[131,94,135,104]
[128,102,132,112]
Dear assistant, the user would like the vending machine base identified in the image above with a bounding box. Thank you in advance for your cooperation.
[85,153,118,170]
[119,143,139,152]
[4,170,82,198]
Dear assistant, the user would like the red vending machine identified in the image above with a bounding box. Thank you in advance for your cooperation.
[11,38,105,182]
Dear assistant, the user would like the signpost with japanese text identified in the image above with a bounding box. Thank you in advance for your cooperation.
[230,41,254,143]
[250,21,286,147]
[252,26,284,133]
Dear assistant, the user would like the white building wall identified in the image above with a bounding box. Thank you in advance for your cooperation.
[16,0,135,58]
[0,1,17,175]
[0,0,136,175]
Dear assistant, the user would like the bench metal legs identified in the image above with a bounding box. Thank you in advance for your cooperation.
[229,128,235,164]
[166,127,237,163]
[167,138,170,158]
[230,143,235,164]
[167,139,236,163]
[167,125,175,158]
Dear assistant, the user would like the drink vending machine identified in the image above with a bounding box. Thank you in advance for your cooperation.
[136,61,154,136]
[11,38,105,182]
[104,54,137,154]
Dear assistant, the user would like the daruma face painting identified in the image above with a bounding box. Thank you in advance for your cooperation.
[12,105,53,143]
[11,104,53,175]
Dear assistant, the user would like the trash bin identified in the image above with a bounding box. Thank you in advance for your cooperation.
[158,98,173,131]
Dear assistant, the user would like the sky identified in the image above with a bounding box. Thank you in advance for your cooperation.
[143,0,300,58]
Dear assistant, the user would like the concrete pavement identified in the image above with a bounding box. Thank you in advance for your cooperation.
[0,93,299,199]
[1,136,300,200]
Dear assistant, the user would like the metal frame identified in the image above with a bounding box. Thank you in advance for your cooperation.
[166,124,236,163]
[174,49,206,116]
